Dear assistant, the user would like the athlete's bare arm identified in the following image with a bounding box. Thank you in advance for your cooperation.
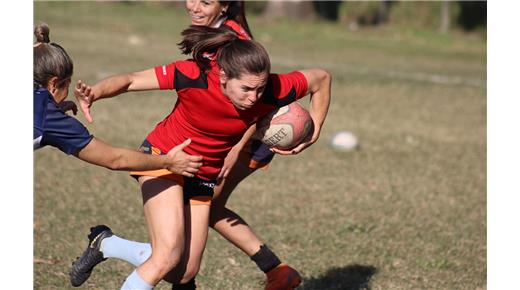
[76,137,202,176]
[271,69,331,155]
[74,68,158,123]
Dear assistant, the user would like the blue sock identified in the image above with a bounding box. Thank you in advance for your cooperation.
[100,235,152,267]
[121,269,154,290]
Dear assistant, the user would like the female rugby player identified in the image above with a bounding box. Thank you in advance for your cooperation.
[33,23,202,176]
[71,2,307,289]
[70,25,331,290]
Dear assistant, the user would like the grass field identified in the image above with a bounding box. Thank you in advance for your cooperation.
[34,2,486,289]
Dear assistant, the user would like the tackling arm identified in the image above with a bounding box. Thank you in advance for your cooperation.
[76,137,202,176]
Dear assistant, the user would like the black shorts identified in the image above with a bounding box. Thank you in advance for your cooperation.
[130,139,216,205]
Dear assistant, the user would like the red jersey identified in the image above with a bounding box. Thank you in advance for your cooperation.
[223,19,250,40]
[147,61,308,180]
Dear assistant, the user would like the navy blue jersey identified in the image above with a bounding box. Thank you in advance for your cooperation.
[33,87,93,154]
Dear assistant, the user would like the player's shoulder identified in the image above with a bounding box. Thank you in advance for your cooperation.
[223,19,250,40]
[261,71,307,107]
[33,87,50,145]
[174,59,202,79]
[34,87,81,127]
[173,59,208,91]
[33,86,51,104]
[33,86,53,117]
[268,71,305,87]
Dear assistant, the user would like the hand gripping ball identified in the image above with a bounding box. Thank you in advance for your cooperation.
[255,102,314,150]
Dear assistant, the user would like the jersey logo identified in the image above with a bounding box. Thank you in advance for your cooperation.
[174,68,208,91]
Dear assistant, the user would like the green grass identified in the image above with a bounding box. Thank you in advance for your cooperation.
[34,2,486,289]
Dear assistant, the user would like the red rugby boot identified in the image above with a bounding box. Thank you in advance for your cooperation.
[265,263,302,290]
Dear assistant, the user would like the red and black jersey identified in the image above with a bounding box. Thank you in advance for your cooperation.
[223,19,250,40]
[147,61,308,180]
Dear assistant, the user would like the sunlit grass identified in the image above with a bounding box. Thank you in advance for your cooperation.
[34,2,486,289]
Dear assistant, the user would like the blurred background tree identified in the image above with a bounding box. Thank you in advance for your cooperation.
[313,1,342,21]
[246,1,486,33]
[262,0,316,19]
[457,1,487,30]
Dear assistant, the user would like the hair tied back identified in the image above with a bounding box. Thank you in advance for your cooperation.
[34,22,50,44]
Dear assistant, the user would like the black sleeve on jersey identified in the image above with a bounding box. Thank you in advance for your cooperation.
[174,67,208,91]
[260,77,297,107]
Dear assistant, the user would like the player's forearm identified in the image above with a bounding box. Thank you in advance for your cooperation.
[91,68,159,102]
[91,74,133,102]
[109,148,170,171]
[77,138,169,171]
[236,124,257,149]
[308,69,332,132]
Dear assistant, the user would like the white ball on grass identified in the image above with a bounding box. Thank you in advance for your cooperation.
[330,131,359,151]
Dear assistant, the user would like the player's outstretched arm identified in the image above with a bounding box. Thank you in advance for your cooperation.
[74,68,159,123]
[272,69,331,155]
[75,137,202,176]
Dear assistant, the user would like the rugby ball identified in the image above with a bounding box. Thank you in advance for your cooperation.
[255,102,314,150]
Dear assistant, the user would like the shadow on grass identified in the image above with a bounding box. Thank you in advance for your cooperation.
[301,264,377,290]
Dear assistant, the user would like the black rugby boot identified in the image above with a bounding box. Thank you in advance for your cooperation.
[69,225,113,287]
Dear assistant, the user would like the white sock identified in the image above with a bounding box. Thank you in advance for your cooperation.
[121,269,154,290]
[100,235,152,267]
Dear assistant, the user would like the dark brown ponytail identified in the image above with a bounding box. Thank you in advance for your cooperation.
[220,1,253,39]
[33,23,73,88]
[34,23,50,43]
[178,25,270,79]
[178,25,238,72]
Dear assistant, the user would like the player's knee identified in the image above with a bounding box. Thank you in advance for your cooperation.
[151,251,183,276]
[150,242,184,275]
[208,204,227,228]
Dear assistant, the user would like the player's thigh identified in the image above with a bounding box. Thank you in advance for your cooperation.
[183,204,210,269]
[139,176,185,250]
[163,203,211,283]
